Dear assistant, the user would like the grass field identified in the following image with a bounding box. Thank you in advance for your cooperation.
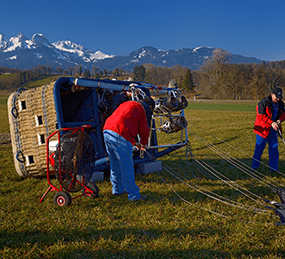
[1,95,285,258]
[186,100,256,112]
[19,75,62,89]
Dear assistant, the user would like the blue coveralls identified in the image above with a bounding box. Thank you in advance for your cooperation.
[252,101,279,171]
[103,130,141,200]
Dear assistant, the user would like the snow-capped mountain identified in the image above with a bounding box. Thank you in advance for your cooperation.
[1,33,52,52]
[95,46,263,71]
[52,40,114,63]
[0,33,263,71]
[0,33,9,49]
[0,33,115,70]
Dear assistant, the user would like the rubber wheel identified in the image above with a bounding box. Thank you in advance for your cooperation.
[54,191,72,206]
[83,182,99,198]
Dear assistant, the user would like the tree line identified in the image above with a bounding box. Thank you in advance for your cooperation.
[0,63,195,91]
[0,65,130,90]
[193,49,285,100]
[1,51,285,100]
[133,53,285,100]
[133,64,195,90]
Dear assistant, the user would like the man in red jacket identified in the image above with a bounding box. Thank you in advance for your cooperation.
[103,97,155,201]
[252,87,285,171]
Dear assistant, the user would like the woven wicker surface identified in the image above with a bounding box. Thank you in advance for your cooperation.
[8,83,57,177]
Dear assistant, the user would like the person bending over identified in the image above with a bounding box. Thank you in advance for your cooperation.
[103,96,155,201]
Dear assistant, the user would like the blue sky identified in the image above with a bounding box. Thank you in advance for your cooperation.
[1,0,285,61]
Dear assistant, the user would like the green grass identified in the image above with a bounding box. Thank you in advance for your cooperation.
[0,97,8,105]
[2,100,285,258]
[186,100,257,112]
[19,75,63,89]
[0,73,18,80]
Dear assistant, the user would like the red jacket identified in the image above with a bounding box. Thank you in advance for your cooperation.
[103,101,150,145]
[254,95,285,138]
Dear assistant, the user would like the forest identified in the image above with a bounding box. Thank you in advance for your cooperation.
[1,48,285,100]
[193,49,285,100]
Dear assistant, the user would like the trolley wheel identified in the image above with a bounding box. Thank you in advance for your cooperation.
[54,191,72,206]
[83,182,99,198]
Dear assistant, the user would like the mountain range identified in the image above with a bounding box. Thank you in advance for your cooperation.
[0,33,264,71]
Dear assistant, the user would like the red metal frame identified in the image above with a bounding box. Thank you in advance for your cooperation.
[39,125,96,203]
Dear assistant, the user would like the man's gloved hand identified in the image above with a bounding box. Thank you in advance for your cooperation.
[134,142,147,158]
[135,142,142,149]
[140,146,146,158]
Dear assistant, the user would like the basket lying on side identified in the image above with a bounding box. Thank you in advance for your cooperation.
[7,82,57,178]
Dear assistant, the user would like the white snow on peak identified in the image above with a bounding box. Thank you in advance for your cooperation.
[0,33,8,50]
[0,33,115,63]
[7,55,17,60]
[193,46,202,52]
[34,53,43,59]
[192,46,214,53]
[52,40,114,62]
[89,50,114,61]
[162,51,169,57]
[30,33,51,47]
[4,33,30,52]
[54,49,68,60]
[52,40,87,56]
[138,50,146,58]
[2,32,51,52]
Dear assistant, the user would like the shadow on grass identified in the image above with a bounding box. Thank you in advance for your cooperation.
[0,223,281,258]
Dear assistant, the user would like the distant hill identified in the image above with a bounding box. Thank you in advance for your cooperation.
[0,32,264,71]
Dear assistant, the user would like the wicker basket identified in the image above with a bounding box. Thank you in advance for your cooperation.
[7,83,57,177]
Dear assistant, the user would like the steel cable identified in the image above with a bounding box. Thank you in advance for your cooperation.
[188,128,281,189]
[144,150,269,215]
[188,120,285,178]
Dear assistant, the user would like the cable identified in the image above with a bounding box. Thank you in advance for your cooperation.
[188,128,281,189]
[144,150,269,217]
[188,120,285,178]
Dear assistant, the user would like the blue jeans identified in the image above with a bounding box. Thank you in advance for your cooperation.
[252,128,279,171]
[103,130,141,200]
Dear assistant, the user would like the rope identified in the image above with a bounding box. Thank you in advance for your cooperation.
[144,150,269,218]
[162,157,268,213]
[188,128,282,189]
[188,120,285,178]
[11,90,29,177]
[149,116,271,209]
[184,145,267,208]
[42,85,49,137]
[155,169,230,219]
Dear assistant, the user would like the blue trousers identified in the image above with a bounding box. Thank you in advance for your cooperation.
[103,130,141,200]
[252,129,279,171]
